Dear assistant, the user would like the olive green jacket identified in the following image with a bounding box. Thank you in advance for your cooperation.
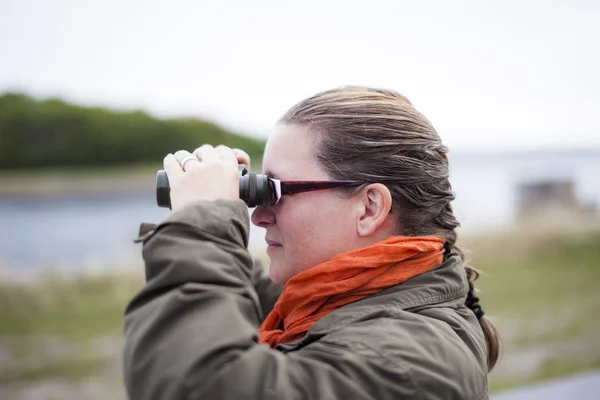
[123,199,489,400]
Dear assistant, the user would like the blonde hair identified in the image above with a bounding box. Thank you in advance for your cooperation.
[280,86,500,371]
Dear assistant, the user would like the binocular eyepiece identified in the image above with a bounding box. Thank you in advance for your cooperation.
[156,164,275,209]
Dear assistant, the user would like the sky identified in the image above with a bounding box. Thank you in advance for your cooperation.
[1,0,599,152]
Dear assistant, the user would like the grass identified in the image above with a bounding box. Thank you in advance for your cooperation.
[0,228,598,395]
[0,272,140,397]
[1,352,105,383]
[0,272,144,338]
[466,229,600,391]
[472,230,600,341]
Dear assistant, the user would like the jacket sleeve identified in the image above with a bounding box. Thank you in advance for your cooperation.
[135,219,282,321]
[123,200,406,400]
[251,259,283,320]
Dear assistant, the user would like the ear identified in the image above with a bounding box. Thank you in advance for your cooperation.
[356,184,393,237]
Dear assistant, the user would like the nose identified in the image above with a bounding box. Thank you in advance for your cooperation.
[251,205,276,228]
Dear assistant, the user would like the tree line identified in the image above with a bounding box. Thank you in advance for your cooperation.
[0,93,266,169]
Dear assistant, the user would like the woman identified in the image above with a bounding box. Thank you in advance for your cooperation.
[124,86,500,400]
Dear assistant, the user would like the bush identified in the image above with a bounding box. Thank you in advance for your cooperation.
[0,93,265,169]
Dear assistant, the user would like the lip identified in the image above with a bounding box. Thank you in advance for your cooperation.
[267,245,281,253]
[265,237,282,247]
[265,237,282,252]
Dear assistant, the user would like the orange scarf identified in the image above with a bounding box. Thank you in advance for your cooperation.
[259,235,445,348]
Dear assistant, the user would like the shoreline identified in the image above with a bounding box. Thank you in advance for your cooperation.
[0,162,265,197]
[2,224,598,282]
[0,165,158,197]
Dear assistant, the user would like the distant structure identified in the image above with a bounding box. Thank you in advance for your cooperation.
[516,179,597,224]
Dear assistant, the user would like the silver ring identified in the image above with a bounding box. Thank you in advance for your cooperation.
[179,155,199,171]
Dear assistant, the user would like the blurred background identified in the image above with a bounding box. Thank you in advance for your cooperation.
[1,1,599,399]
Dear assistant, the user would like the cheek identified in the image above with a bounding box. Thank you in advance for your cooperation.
[280,194,334,236]
[279,195,354,258]
[276,205,318,249]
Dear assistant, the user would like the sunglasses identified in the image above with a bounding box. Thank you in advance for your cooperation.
[267,178,367,205]
[156,165,368,209]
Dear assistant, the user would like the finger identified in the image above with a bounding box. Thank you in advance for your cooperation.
[215,145,238,167]
[192,144,212,159]
[174,150,200,171]
[164,153,184,180]
[193,144,219,163]
[232,148,251,169]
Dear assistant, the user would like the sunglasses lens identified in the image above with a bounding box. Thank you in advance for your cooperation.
[267,179,278,205]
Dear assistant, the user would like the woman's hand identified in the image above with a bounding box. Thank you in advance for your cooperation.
[164,145,250,211]
[231,148,251,171]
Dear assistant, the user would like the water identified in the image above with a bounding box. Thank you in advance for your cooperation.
[1,151,599,272]
[0,191,268,272]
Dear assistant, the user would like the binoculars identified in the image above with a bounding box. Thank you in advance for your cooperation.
[156,164,274,209]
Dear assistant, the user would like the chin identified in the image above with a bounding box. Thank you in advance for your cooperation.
[268,264,289,286]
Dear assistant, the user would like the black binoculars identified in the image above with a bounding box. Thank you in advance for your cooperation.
[156,164,274,209]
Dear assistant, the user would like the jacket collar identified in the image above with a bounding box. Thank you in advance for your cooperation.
[276,255,468,352]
